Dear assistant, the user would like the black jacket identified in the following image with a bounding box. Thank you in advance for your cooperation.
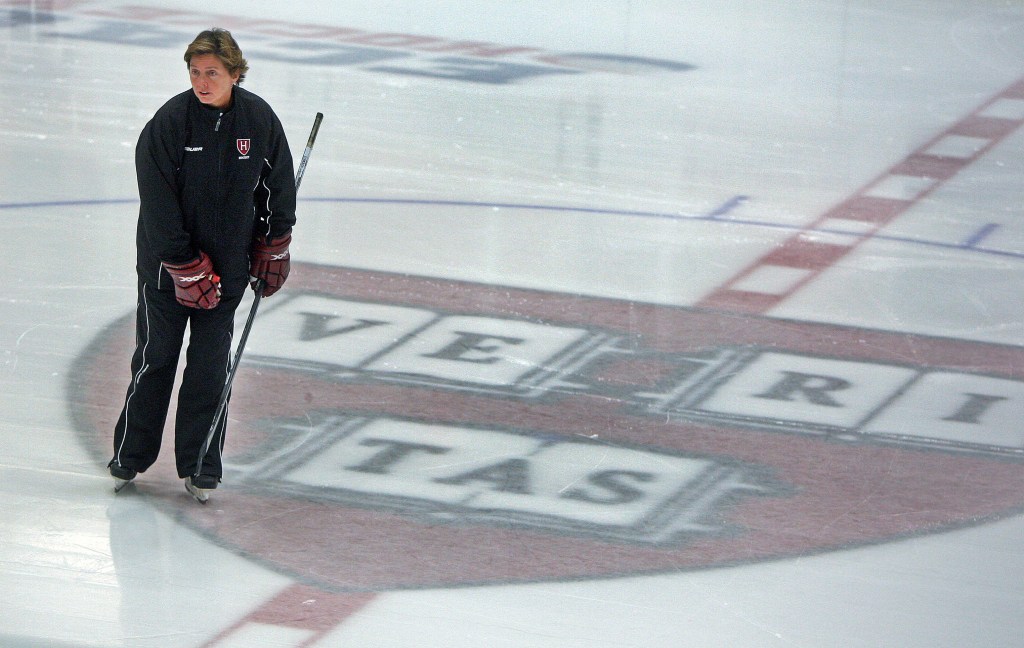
[135,86,296,297]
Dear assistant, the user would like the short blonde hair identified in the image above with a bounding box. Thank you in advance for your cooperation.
[184,28,249,84]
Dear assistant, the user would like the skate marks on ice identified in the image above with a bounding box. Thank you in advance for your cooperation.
[0,1,695,86]
[72,263,1024,593]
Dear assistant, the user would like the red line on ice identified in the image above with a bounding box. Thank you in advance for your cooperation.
[697,75,1024,314]
[200,584,376,647]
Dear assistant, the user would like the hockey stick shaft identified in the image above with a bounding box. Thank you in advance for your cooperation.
[194,112,323,480]
[294,112,323,192]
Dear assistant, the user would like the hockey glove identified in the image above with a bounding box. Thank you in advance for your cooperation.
[163,251,221,309]
[250,233,291,297]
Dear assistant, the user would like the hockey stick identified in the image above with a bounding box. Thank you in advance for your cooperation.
[294,111,323,192]
[193,112,323,486]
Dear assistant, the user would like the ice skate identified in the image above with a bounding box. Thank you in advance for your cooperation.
[109,463,137,493]
[185,475,218,504]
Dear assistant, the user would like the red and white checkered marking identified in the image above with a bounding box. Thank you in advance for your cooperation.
[698,76,1024,314]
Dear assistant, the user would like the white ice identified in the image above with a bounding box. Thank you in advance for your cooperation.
[1,1,1023,646]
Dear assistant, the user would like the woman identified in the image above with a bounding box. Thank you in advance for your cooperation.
[108,28,297,503]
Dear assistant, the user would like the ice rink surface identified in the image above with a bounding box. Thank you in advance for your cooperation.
[2,1,1023,646]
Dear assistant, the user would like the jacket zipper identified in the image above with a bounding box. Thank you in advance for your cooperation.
[216,112,224,243]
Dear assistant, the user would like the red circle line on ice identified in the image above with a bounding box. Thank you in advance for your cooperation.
[74,261,1024,592]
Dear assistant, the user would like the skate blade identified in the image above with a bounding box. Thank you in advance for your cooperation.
[184,479,210,504]
[113,478,133,493]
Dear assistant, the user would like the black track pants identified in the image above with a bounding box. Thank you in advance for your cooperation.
[110,280,243,479]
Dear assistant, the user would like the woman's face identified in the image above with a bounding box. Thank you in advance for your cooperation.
[188,54,239,110]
